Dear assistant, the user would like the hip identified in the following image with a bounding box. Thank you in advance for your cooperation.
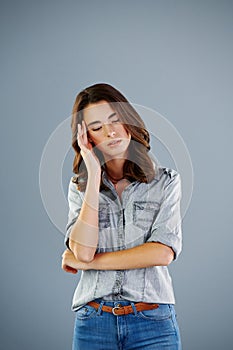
[72,299,182,350]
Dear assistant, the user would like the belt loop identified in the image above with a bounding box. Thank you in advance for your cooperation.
[96,300,105,316]
[130,302,137,315]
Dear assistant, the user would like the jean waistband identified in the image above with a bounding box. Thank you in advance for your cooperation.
[93,298,137,306]
[89,299,143,316]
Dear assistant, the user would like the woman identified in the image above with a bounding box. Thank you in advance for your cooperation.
[62,83,182,349]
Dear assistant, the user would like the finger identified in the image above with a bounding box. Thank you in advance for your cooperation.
[77,123,85,149]
[62,263,78,274]
[65,265,78,274]
[77,123,89,151]
[62,249,69,258]
[77,123,83,141]
[82,120,88,146]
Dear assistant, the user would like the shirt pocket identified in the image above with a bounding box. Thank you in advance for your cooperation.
[133,201,160,231]
[98,203,111,229]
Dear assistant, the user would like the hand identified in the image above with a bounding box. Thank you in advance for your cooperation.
[62,249,78,274]
[61,249,91,273]
[77,121,101,176]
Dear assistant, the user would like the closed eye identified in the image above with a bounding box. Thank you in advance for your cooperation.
[92,126,102,131]
[91,119,120,131]
[111,118,120,123]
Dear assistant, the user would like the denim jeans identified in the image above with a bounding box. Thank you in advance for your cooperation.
[72,299,182,350]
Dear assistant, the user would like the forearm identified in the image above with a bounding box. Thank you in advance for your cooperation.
[62,243,174,274]
[87,242,174,270]
[69,176,100,262]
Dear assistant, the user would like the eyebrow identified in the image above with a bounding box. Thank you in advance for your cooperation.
[86,112,117,127]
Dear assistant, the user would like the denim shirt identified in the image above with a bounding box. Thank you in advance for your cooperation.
[64,165,182,311]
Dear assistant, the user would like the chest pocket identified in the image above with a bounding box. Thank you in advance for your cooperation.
[133,201,160,231]
[98,203,111,229]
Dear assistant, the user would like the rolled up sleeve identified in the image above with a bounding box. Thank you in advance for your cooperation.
[64,178,83,249]
[146,170,182,261]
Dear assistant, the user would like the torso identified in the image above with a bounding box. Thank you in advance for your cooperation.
[112,179,131,201]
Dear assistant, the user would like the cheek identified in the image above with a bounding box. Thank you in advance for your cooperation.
[88,132,101,145]
[127,131,131,140]
[123,129,131,141]
[117,125,130,137]
[91,138,106,151]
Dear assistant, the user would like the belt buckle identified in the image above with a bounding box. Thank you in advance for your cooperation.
[112,304,121,316]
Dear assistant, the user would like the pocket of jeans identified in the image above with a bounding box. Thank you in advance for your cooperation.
[133,201,160,230]
[137,304,172,321]
[99,203,110,229]
[75,304,97,320]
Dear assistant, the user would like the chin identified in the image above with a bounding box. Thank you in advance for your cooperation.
[104,150,129,160]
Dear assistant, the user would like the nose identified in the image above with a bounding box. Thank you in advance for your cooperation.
[103,123,116,137]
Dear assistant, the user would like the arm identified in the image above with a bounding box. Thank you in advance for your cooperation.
[66,168,182,266]
[69,176,100,263]
[69,121,101,263]
[62,242,174,273]
[89,242,174,269]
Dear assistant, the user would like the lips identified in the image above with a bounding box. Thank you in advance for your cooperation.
[107,139,122,147]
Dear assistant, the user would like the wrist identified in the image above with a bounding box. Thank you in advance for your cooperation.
[86,254,99,270]
[87,172,101,190]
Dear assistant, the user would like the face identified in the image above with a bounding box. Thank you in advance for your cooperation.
[83,100,131,160]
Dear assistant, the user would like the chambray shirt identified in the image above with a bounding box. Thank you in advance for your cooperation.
[64,165,182,311]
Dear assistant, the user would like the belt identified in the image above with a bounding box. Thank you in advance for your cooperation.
[87,301,159,316]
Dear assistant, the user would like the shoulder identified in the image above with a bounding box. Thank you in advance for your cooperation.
[160,168,182,201]
[150,166,181,195]
[68,175,78,190]
[153,165,180,182]
[67,176,83,197]
[162,167,180,180]
[71,175,78,184]
[69,175,86,192]
[145,166,181,206]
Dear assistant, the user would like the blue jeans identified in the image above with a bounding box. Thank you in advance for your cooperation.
[72,299,182,350]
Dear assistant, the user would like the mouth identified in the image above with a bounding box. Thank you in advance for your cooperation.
[107,139,122,147]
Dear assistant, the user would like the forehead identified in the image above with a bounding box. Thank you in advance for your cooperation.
[83,101,116,123]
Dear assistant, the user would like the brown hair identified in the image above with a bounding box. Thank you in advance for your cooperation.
[70,83,155,190]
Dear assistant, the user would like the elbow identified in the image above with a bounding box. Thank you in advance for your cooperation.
[77,252,95,263]
[162,248,174,266]
[70,240,95,263]
[163,255,173,266]
[73,248,95,263]
[154,243,174,266]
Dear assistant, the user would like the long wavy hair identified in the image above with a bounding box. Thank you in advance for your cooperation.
[70,83,156,191]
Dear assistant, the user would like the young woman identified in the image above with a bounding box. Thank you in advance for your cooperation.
[62,83,182,350]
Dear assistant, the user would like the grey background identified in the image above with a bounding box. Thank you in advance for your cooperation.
[1,0,232,349]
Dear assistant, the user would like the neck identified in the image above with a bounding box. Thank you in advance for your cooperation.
[104,158,125,182]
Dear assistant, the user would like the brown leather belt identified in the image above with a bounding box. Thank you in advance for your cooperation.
[87,301,159,316]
